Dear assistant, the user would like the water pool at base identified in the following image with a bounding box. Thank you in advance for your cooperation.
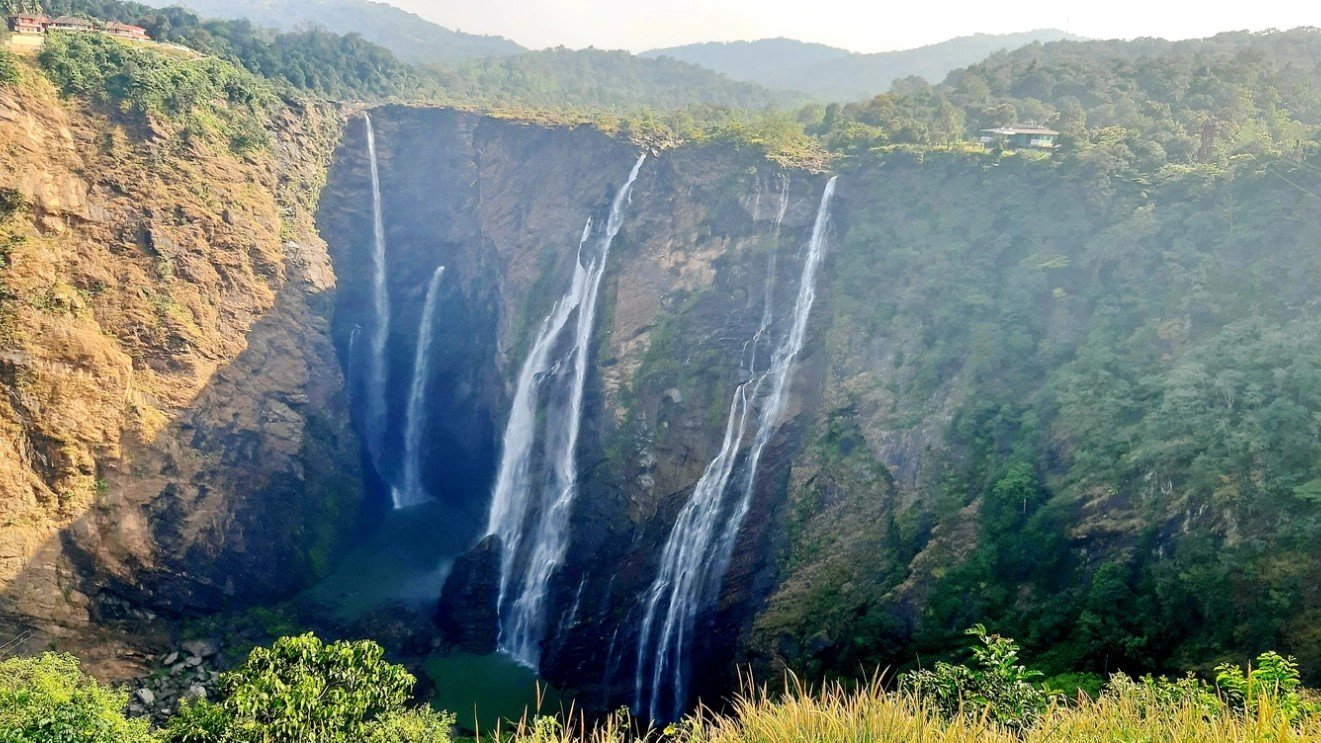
[425,652,569,733]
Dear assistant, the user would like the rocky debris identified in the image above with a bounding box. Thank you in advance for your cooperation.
[127,640,224,724]
[181,638,218,659]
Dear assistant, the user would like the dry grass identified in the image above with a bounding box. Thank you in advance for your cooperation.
[481,676,1321,743]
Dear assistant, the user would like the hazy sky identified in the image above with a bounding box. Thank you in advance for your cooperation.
[384,0,1317,52]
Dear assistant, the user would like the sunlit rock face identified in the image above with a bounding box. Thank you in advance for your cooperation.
[0,81,360,676]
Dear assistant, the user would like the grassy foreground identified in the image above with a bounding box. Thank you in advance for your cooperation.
[2,630,1317,741]
[491,679,1321,743]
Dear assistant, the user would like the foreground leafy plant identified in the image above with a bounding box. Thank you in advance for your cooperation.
[1216,651,1314,721]
[164,633,450,743]
[0,653,157,743]
[901,624,1054,728]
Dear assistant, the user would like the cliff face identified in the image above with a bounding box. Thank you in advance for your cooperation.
[317,106,835,708]
[0,71,361,675]
[319,108,1321,709]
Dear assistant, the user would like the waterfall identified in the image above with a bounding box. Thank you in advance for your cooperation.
[363,112,391,472]
[486,154,647,667]
[394,265,445,509]
[743,175,791,375]
[634,176,837,721]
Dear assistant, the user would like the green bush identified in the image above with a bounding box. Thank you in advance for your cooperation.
[164,633,420,743]
[1216,651,1315,720]
[361,709,455,743]
[902,625,1054,729]
[0,50,19,87]
[38,32,272,152]
[0,653,158,743]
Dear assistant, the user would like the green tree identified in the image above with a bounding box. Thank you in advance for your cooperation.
[164,633,419,743]
[902,625,1053,729]
[0,653,158,743]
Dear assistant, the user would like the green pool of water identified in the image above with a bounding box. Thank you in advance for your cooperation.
[302,501,464,622]
[425,652,570,733]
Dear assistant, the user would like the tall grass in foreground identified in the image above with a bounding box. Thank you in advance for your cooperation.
[487,676,1321,743]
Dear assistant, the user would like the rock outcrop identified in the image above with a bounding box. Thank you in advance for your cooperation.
[435,535,501,653]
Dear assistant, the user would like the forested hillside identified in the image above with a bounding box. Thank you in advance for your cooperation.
[800,28,1321,168]
[754,148,1321,689]
[431,47,803,111]
[4,0,790,108]
[15,0,418,97]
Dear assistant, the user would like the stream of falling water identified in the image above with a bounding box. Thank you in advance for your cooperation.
[363,112,391,474]
[635,176,837,721]
[485,155,647,667]
[394,265,445,509]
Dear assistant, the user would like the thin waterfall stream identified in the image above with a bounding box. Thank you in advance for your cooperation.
[395,265,446,509]
[485,154,647,667]
[363,112,391,473]
[635,176,838,721]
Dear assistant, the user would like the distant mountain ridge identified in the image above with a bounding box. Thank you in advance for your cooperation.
[145,0,525,64]
[646,29,1085,101]
[438,47,808,111]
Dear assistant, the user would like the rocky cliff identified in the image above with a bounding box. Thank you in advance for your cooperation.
[0,64,362,676]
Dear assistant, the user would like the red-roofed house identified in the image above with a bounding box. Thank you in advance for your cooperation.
[48,15,94,32]
[8,13,49,34]
[104,21,148,40]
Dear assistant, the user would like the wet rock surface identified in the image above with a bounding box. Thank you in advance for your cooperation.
[435,535,501,654]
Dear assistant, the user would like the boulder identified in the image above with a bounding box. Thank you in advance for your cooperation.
[182,638,219,658]
[435,534,502,653]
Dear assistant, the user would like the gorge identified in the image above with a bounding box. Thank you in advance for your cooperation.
[2,88,1320,729]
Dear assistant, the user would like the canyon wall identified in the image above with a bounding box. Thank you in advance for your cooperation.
[319,108,1321,709]
[0,74,362,675]
[316,107,837,709]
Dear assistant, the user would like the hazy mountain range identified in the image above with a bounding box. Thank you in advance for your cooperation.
[144,0,526,64]
[146,0,1080,102]
[646,29,1085,100]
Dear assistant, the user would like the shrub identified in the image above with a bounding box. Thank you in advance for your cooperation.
[1216,651,1315,721]
[0,50,19,87]
[164,633,417,743]
[0,652,158,743]
[1105,671,1222,716]
[0,188,24,222]
[38,32,272,153]
[361,709,455,743]
[901,624,1053,728]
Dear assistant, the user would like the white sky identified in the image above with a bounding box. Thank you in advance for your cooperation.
[385,0,1318,53]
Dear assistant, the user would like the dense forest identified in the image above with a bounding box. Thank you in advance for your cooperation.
[803,28,1321,169]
